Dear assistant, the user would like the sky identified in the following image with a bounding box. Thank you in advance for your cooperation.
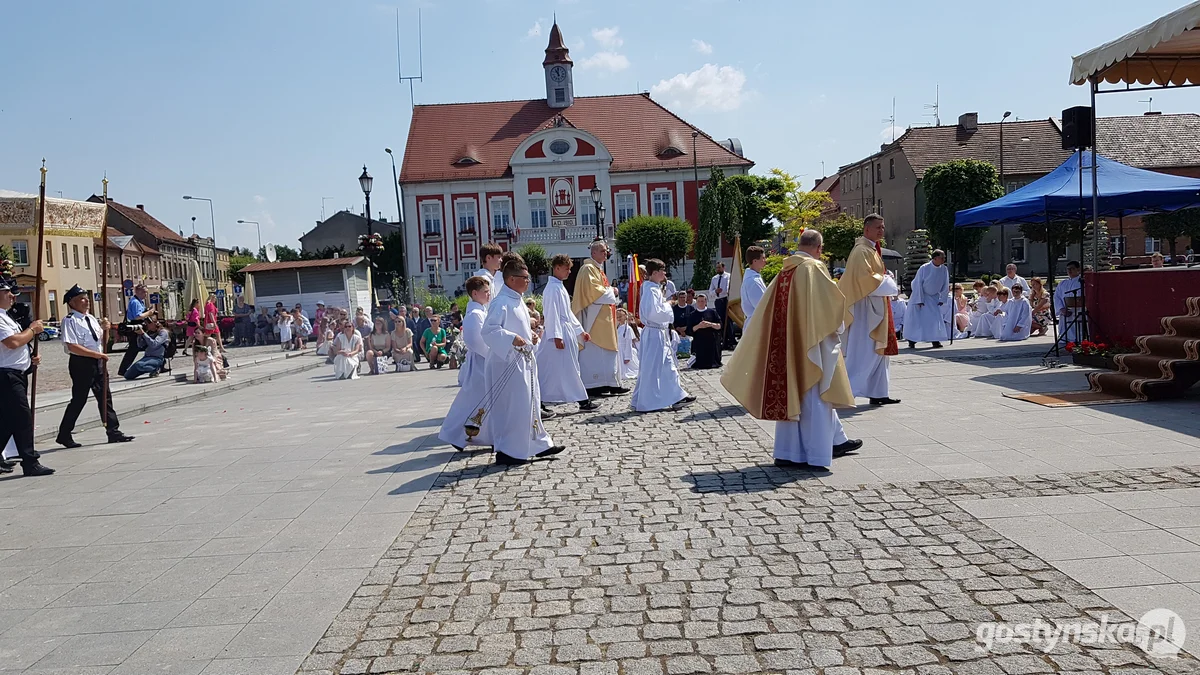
[3,0,1199,254]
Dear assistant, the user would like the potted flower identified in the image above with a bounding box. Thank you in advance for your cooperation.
[1065,338,1133,370]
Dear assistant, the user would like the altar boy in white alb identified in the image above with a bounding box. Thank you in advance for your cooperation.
[538,254,599,412]
[480,256,565,465]
[474,243,505,302]
[438,275,493,450]
[904,250,951,349]
[631,259,694,412]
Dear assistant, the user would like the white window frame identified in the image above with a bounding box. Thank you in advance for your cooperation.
[1009,237,1028,264]
[420,201,442,236]
[1145,237,1162,254]
[529,198,548,228]
[651,190,673,217]
[615,192,636,224]
[461,260,478,272]
[83,245,90,269]
[73,244,80,269]
[454,199,477,233]
[579,197,597,228]
[1110,235,1126,257]
[11,240,29,266]
[490,198,512,231]
[61,243,69,268]
[426,262,438,286]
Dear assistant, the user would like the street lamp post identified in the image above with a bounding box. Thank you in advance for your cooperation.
[589,187,603,240]
[998,110,1012,273]
[359,166,375,311]
[384,148,408,302]
[182,195,216,246]
[236,220,262,253]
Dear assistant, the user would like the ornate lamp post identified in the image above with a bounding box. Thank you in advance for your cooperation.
[358,166,378,311]
[589,187,602,240]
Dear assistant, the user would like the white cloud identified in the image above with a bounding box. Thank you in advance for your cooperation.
[650,64,746,112]
[880,124,903,143]
[591,26,623,48]
[692,39,713,55]
[527,20,542,38]
[579,51,630,73]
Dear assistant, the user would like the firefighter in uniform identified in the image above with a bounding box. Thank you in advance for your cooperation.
[0,277,53,476]
[56,284,135,447]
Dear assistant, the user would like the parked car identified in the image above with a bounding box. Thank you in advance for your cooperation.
[37,324,59,341]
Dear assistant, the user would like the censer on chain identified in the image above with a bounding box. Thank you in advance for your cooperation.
[460,349,527,441]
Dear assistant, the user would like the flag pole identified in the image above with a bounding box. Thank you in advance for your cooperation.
[29,161,48,426]
[100,176,110,430]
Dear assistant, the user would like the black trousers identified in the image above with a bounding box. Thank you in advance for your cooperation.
[59,355,120,438]
[714,297,736,349]
[0,368,40,465]
[117,340,140,376]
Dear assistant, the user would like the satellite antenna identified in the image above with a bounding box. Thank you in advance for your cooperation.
[882,97,897,143]
[265,245,277,263]
[1140,96,1154,113]
[923,85,940,126]
[397,8,425,108]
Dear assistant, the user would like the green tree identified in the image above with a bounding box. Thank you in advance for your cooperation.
[614,215,695,270]
[228,254,257,284]
[1018,219,1085,268]
[921,159,1003,276]
[727,173,784,250]
[760,254,786,285]
[1144,209,1200,258]
[258,244,302,262]
[372,231,409,302]
[817,213,861,265]
[515,244,550,281]
[694,167,743,288]
[766,167,831,243]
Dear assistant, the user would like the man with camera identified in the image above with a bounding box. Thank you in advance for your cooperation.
[0,277,54,476]
[123,317,171,380]
[116,282,155,377]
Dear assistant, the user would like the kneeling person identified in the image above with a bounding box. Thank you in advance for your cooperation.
[124,318,171,380]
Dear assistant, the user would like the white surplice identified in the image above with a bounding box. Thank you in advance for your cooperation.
[481,284,554,460]
[903,261,950,343]
[536,277,588,404]
[998,297,1032,341]
[631,281,688,412]
[891,296,907,334]
[1000,274,1029,295]
[438,301,492,449]
[473,268,504,302]
[742,268,767,330]
[844,274,899,399]
[332,332,362,379]
[617,324,640,379]
[972,298,1001,337]
[1054,275,1084,343]
[577,287,621,390]
[775,341,850,468]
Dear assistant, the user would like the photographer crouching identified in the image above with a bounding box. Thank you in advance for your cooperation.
[0,277,53,477]
[123,317,171,380]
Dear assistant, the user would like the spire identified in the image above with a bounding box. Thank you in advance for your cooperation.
[543,21,572,66]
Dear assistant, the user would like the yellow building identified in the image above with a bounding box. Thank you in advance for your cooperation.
[0,190,105,321]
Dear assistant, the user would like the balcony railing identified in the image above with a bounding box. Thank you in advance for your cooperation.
[422,229,442,239]
[516,226,597,244]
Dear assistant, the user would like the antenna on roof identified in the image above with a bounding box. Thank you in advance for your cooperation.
[397,8,425,109]
[923,84,940,126]
[1139,96,1154,113]
[882,97,896,142]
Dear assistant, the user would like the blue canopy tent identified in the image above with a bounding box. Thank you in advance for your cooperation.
[954,150,1200,359]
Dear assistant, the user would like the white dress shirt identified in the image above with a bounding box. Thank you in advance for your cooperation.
[709,272,731,298]
[0,309,31,370]
[742,268,767,324]
[62,310,104,354]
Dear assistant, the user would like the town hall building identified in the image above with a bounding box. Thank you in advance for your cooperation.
[399,22,753,295]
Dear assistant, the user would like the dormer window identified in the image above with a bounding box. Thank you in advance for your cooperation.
[549,139,570,155]
[454,156,480,166]
[658,146,685,159]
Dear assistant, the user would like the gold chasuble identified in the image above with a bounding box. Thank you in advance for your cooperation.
[721,255,854,421]
[841,237,898,356]
[569,258,618,351]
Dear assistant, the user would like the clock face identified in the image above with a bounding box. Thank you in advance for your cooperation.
[550,66,567,82]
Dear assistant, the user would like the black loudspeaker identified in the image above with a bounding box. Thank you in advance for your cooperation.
[1062,106,1094,150]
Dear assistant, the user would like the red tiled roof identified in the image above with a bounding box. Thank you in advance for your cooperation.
[400,93,753,184]
[103,199,192,245]
[240,257,365,273]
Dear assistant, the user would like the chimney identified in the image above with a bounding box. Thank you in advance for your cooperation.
[1145,111,1163,116]
[958,112,978,130]
[136,204,145,210]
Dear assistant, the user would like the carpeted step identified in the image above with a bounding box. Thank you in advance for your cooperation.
[1114,353,1189,379]
[1088,363,1200,400]
[1163,315,1200,339]
[1136,335,1200,361]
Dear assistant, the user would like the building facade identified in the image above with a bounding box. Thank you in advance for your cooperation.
[93,234,163,324]
[0,190,105,321]
[215,247,233,309]
[92,198,197,317]
[834,112,1200,278]
[399,22,752,295]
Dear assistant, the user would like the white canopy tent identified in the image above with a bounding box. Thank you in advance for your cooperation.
[1072,1,1200,88]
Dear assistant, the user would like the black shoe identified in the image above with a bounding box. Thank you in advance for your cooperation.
[674,395,697,408]
[540,405,558,420]
[536,446,565,458]
[774,458,810,469]
[495,451,531,465]
[578,400,600,411]
[21,462,54,477]
[833,439,864,457]
[107,433,135,444]
[869,397,901,406]
[451,444,464,451]
[0,462,12,474]
[586,387,609,398]
[907,341,916,349]
[56,436,82,449]
[932,342,944,348]
[608,386,631,395]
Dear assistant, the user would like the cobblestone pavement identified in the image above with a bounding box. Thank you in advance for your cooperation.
[299,370,1200,675]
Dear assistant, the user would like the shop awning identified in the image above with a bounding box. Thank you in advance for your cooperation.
[1071,1,1200,87]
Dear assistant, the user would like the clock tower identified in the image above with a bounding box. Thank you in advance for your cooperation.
[543,22,574,109]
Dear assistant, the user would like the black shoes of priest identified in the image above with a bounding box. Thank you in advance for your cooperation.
[869,397,901,406]
[536,446,565,458]
[907,341,916,349]
[588,386,630,397]
[833,439,864,457]
[932,342,944,348]
[673,395,697,408]
[578,400,600,411]
[495,446,565,465]
[774,458,826,470]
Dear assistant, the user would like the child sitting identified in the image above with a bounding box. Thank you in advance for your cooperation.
[971,286,1001,338]
[193,345,214,383]
[999,284,1032,342]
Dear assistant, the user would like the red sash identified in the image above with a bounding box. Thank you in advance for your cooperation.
[876,240,899,356]
[759,266,795,421]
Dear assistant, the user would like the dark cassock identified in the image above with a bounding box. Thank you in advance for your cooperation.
[686,299,723,369]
